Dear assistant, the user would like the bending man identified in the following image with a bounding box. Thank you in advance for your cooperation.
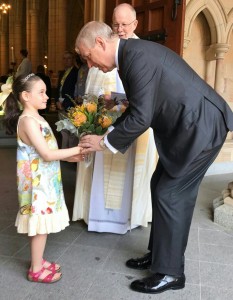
[76,21,233,294]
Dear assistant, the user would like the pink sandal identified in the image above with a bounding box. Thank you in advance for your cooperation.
[27,267,62,283]
[42,259,61,273]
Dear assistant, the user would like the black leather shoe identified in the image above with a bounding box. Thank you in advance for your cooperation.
[130,273,185,294]
[126,252,152,270]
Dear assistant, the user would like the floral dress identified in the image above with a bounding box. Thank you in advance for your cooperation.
[15,115,69,236]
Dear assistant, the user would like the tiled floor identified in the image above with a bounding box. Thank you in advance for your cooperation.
[1,146,233,300]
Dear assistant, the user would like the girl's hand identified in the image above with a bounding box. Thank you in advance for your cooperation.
[65,154,85,162]
[79,134,104,153]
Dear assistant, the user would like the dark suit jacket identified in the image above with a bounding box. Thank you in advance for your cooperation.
[107,39,233,177]
[56,66,78,110]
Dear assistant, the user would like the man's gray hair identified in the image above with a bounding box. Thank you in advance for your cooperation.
[76,21,113,49]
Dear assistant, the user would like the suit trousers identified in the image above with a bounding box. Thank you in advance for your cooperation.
[148,142,225,276]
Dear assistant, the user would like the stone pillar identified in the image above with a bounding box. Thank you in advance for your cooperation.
[29,9,40,72]
[84,0,106,23]
[205,60,215,88]
[6,0,27,73]
[212,43,230,95]
[48,0,67,76]
[12,0,26,67]
[0,14,9,75]
[26,0,40,73]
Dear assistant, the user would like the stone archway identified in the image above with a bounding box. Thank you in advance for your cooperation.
[184,0,231,96]
[185,0,227,45]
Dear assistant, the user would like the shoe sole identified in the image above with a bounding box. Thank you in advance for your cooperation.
[130,284,185,294]
[27,274,62,284]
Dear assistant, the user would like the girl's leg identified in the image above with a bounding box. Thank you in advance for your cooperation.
[29,234,61,281]
[30,234,47,272]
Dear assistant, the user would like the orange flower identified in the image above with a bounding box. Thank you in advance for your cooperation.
[85,102,97,113]
[98,115,112,128]
[72,111,87,127]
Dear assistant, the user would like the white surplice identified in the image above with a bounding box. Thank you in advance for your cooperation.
[72,67,157,233]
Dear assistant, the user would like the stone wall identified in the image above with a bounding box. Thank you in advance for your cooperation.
[184,0,233,164]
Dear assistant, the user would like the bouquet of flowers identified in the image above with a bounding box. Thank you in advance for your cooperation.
[55,94,121,166]
[56,94,120,138]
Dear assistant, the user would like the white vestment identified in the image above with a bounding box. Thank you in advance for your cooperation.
[72,67,158,233]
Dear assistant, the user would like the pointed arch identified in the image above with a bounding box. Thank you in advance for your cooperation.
[226,8,233,44]
[185,0,228,45]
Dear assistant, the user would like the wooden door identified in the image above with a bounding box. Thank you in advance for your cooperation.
[105,0,186,56]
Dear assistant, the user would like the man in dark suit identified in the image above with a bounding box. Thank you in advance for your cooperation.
[55,51,79,148]
[75,21,233,294]
[56,51,78,111]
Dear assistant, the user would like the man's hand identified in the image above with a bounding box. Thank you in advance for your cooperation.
[79,134,104,153]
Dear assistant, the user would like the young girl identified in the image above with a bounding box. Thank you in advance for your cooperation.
[4,74,83,283]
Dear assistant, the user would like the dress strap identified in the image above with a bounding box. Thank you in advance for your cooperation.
[17,114,45,135]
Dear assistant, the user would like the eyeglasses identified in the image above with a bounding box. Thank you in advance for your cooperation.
[112,20,136,29]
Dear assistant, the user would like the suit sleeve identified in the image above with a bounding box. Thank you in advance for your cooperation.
[107,48,159,153]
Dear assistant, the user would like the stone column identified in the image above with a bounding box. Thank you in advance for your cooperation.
[26,0,40,73]
[29,9,40,72]
[212,43,230,95]
[48,0,67,76]
[12,0,25,67]
[0,14,9,75]
[205,44,217,88]
[84,0,106,23]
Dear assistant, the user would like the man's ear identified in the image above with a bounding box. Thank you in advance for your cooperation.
[133,20,138,31]
[95,36,105,50]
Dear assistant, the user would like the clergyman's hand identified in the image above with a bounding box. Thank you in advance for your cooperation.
[104,98,115,110]
[79,135,104,154]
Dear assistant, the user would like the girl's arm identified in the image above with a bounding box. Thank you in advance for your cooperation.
[65,154,84,162]
[19,117,82,161]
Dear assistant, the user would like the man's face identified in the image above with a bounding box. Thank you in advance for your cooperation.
[63,54,74,69]
[112,8,138,39]
[77,38,115,73]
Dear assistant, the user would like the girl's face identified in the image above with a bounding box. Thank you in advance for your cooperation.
[23,80,48,110]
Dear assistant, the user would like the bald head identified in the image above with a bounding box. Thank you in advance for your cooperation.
[112,3,138,39]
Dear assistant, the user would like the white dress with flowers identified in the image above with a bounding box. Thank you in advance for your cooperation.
[15,115,69,236]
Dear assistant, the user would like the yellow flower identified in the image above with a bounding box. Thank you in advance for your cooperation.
[72,111,87,127]
[56,94,119,136]
[79,104,85,112]
[98,115,112,128]
[85,102,97,113]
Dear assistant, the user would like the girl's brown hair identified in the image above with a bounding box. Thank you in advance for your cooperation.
[3,74,41,134]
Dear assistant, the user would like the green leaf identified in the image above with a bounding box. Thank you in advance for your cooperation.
[84,122,90,129]
[95,126,103,135]
[88,113,94,124]
[89,124,95,132]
